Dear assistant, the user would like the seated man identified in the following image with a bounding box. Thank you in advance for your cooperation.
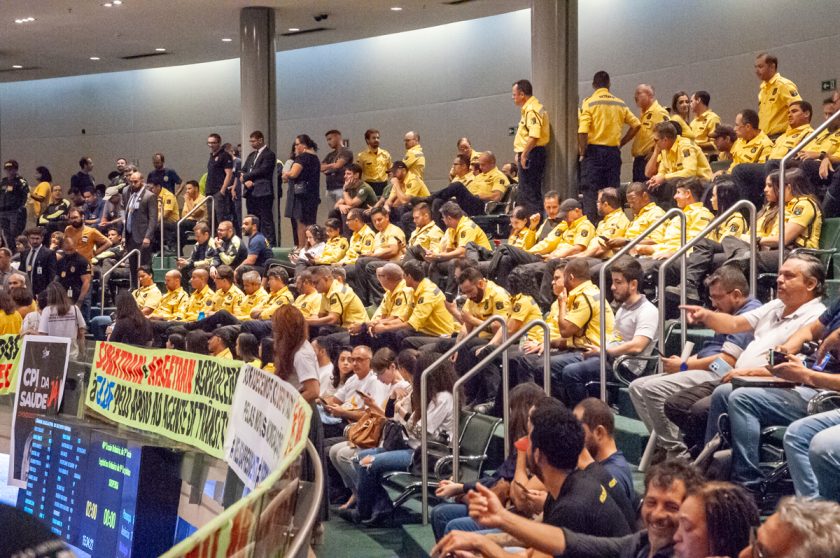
[425,201,491,295]
[186,270,268,332]
[307,265,368,339]
[631,265,760,460]
[394,260,458,350]
[149,270,189,321]
[416,151,510,218]
[351,206,405,306]
[202,265,244,318]
[372,160,428,223]
[90,265,162,340]
[402,202,444,262]
[150,268,214,345]
[742,497,840,557]
[708,124,737,165]
[683,254,825,491]
[346,263,414,350]
[688,90,721,155]
[337,208,375,268]
[176,222,216,278]
[645,121,712,207]
[235,214,273,279]
[725,109,774,176]
[210,221,248,278]
[331,164,378,220]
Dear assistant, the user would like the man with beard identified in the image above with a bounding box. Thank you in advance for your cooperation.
[63,207,111,263]
[356,129,392,196]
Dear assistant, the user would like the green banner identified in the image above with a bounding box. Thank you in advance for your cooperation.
[85,341,242,458]
[0,334,22,396]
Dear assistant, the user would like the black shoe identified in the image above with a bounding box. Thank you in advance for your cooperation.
[361,511,394,528]
[338,508,362,524]
[665,285,701,306]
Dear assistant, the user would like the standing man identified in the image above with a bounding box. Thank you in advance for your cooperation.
[0,160,29,245]
[578,71,641,222]
[755,52,801,139]
[241,130,277,245]
[688,90,721,155]
[356,129,392,196]
[512,79,551,215]
[147,153,182,196]
[321,130,353,204]
[123,171,158,285]
[206,133,234,225]
[21,227,56,296]
[71,156,96,197]
[631,84,671,182]
[402,131,426,182]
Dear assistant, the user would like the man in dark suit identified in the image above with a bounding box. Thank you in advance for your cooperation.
[123,171,158,287]
[241,130,277,245]
[20,227,56,296]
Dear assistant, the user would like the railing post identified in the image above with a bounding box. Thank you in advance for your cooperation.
[99,249,141,315]
[285,441,323,558]
[158,210,165,269]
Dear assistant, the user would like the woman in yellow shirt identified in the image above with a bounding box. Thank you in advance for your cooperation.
[0,291,22,335]
[236,332,261,368]
[670,91,696,140]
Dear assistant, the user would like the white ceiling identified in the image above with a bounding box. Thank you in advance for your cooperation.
[0,0,528,82]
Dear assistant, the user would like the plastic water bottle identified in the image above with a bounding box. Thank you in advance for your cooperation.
[198,311,205,321]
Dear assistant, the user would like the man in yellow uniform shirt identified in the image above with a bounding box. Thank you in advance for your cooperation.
[812,92,840,215]
[356,128,392,196]
[307,265,369,338]
[132,265,163,316]
[795,96,840,196]
[512,79,551,214]
[149,270,189,321]
[311,218,349,265]
[727,109,774,171]
[755,52,801,138]
[149,268,214,344]
[402,131,425,182]
[689,91,721,155]
[415,152,510,217]
[184,269,268,331]
[374,161,429,223]
[150,182,180,249]
[241,268,324,341]
[632,84,671,181]
[342,263,414,350]
[578,70,641,220]
[404,203,444,260]
[425,201,491,293]
[645,121,712,207]
[338,208,376,266]
[397,261,458,350]
[351,206,406,306]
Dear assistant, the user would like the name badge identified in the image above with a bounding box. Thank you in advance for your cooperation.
[36,266,42,275]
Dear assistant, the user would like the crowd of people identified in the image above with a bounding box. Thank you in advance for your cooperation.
[2,51,840,557]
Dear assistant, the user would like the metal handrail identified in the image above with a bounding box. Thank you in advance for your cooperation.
[99,249,141,315]
[157,206,165,269]
[599,207,685,401]
[176,196,215,259]
[285,440,323,558]
[778,110,840,271]
[658,201,757,356]
[420,314,507,524]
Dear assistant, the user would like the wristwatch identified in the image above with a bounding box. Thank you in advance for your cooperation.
[819,151,827,161]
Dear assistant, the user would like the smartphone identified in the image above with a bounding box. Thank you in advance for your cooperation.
[355,390,368,398]
[768,349,789,366]
[651,346,665,357]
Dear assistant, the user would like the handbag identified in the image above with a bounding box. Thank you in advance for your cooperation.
[381,420,410,452]
[293,180,308,196]
[347,410,386,449]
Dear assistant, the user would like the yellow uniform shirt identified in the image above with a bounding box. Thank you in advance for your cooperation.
[759,73,801,137]
[514,95,551,152]
[150,287,189,320]
[655,202,714,254]
[462,280,511,339]
[747,205,780,242]
[210,285,245,314]
[440,216,492,252]
[0,312,21,335]
[626,202,667,244]
[357,147,392,183]
[233,287,269,321]
[508,228,536,250]
[132,283,162,312]
[588,208,630,258]
[510,293,545,344]
[31,181,52,215]
[215,347,234,360]
[373,223,406,261]
[326,281,369,327]
[408,278,456,336]
[258,286,295,320]
[340,225,376,265]
[179,285,214,321]
[183,194,208,222]
[786,196,822,249]
[730,132,774,169]
[545,300,562,342]
[668,114,695,140]
[294,291,325,319]
[402,175,430,197]
[632,101,671,157]
[157,187,180,224]
[578,88,640,147]
[408,221,444,251]
[563,280,614,349]
[372,279,413,322]
[710,212,748,243]
[689,110,721,150]
[469,167,510,199]
[549,216,596,256]
[316,236,349,265]
[768,124,814,160]
[656,137,712,180]
[403,144,426,181]
[804,128,840,155]
[528,222,568,255]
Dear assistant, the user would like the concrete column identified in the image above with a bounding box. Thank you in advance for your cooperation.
[531,0,578,199]
[239,7,278,239]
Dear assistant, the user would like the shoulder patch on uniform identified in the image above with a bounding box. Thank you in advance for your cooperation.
[730,224,738,232]
[513,303,521,312]
[418,297,424,304]
[364,239,372,246]
[460,231,466,238]
[794,206,803,216]
[790,89,798,97]
[580,229,588,237]
[495,301,504,310]
[683,149,691,157]
[395,298,402,306]
[572,300,580,310]
[330,294,339,304]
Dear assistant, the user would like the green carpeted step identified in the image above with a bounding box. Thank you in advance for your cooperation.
[401,524,437,558]
[616,387,638,421]
[614,415,650,466]
[315,518,398,558]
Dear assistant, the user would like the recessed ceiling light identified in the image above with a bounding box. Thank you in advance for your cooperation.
[90,57,101,61]
[155,47,166,52]
[288,27,300,32]
[14,17,36,24]
[12,65,23,69]
[113,0,122,4]
[103,2,113,6]
[390,6,403,11]
[221,37,232,42]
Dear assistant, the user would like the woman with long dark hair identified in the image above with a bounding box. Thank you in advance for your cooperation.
[670,91,695,140]
[0,290,21,334]
[272,304,320,402]
[38,282,86,359]
[282,134,321,248]
[108,292,153,346]
[29,166,53,227]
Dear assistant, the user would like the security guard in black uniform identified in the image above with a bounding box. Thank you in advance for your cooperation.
[0,160,29,245]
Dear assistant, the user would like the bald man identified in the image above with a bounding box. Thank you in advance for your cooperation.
[413,151,510,218]
[632,84,671,182]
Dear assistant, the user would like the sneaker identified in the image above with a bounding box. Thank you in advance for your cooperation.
[664,286,701,306]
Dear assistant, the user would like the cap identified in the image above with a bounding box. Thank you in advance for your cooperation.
[558,198,582,218]
[3,160,18,170]
[104,186,121,198]
[709,125,736,141]
[389,161,408,172]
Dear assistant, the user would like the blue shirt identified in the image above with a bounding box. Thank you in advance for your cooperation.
[248,233,273,267]
[148,168,182,193]
[83,198,104,223]
[818,298,840,332]
[696,297,762,359]
[600,450,636,505]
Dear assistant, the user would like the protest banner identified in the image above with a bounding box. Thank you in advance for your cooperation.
[0,334,22,395]
[223,364,312,489]
[85,342,242,458]
[9,335,71,487]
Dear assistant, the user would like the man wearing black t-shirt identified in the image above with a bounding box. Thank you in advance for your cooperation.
[57,236,92,315]
[206,133,234,226]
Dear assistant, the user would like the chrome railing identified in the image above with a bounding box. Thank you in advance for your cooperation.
[176,196,215,259]
[285,440,323,558]
[99,249,141,315]
[419,315,507,524]
[778,109,840,271]
[598,208,685,401]
[658,200,757,355]
[157,209,166,269]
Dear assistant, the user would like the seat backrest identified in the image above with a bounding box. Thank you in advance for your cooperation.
[820,218,840,277]
[458,412,502,460]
